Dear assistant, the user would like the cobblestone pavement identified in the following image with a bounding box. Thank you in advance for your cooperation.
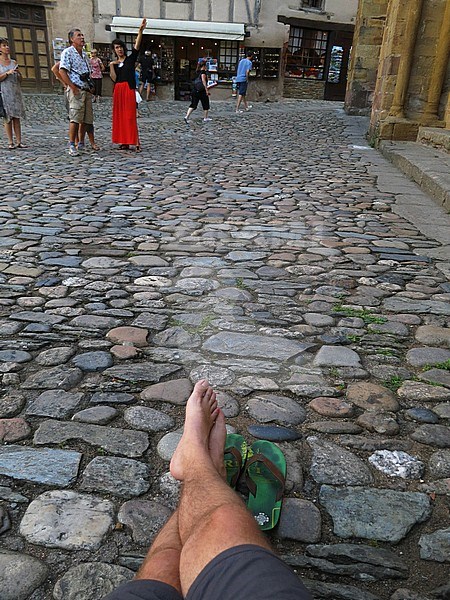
[1,98,450,600]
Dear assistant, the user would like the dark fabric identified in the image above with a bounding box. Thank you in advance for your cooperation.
[112,81,139,145]
[114,48,139,90]
[189,89,209,111]
[92,78,102,96]
[237,81,248,96]
[102,579,182,600]
[186,544,312,600]
[0,88,5,119]
[140,56,155,83]
[101,545,312,600]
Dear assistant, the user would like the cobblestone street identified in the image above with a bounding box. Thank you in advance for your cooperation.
[1,98,449,599]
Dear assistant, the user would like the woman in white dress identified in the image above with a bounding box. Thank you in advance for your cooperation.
[0,37,26,149]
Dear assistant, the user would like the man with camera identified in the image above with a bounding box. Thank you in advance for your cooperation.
[59,28,94,156]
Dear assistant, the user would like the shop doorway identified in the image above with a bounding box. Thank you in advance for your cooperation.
[174,37,220,100]
[324,30,353,101]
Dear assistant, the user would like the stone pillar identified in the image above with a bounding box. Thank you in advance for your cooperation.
[421,0,450,126]
[389,0,424,118]
[344,0,389,116]
[368,0,423,143]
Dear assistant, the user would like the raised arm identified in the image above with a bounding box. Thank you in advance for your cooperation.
[134,18,147,51]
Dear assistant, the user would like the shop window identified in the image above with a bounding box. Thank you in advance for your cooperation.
[218,40,239,83]
[117,34,135,55]
[286,27,328,80]
[92,43,112,68]
[301,0,324,9]
[241,47,281,79]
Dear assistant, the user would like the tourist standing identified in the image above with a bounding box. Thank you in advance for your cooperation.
[58,28,94,156]
[90,49,104,103]
[110,18,146,152]
[0,37,26,149]
[235,51,254,113]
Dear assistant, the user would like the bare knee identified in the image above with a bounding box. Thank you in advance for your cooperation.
[206,502,270,549]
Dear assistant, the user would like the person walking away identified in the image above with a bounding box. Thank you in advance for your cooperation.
[110,18,146,152]
[235,50,254,113]
[58,28,94,156]
[90,49,104,103]
[0,37,26,149]
[184,60,211,124]
[138,50,155,101]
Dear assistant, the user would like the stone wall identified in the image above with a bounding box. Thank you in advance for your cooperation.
[344,0,388,115]
[283,79,325,100]
[346,0,450,144]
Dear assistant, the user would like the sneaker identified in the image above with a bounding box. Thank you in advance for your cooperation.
[236,110,244,114]
[77,143,85,152]
[68,145,78,156]
[245,105,253,111]
[203,117,212,122]
[184,116,189,125]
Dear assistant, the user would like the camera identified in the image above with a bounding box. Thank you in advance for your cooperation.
[80,72,94,90]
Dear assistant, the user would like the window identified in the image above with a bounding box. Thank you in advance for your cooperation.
[117,34,135,55]
[238,47,281,80]
[0,3,51,89]
[286,27,328,80]
[302,0,324,9]
[218,40,239,82]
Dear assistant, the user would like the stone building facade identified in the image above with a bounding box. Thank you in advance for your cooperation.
[345,0,450,144]
[0,0,357,101]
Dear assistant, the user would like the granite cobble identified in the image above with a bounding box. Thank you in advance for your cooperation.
[0,96,449,599]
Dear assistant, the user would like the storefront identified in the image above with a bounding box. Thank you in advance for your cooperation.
[108,17,282,101]
[0,2,52,92]
[279,16,353,101]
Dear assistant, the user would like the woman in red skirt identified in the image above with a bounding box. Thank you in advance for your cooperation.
[110,18,146,152]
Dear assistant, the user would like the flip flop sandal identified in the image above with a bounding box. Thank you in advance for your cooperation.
[8,144,15,150]
[245,440,286,530]
[224,434,247,488]
[16,143,27,149]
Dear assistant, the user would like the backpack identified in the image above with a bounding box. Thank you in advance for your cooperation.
[193,73,205,92]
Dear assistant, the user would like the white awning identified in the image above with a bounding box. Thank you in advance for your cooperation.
[110,17,246,41]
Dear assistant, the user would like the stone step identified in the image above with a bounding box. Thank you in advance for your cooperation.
[379,140,450,212]
[418,126,450,153]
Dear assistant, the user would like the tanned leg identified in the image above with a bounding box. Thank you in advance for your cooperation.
[134,511,182,593]
[134,380,223,593]
[12,118,22,145]
[170,380,271,596]
[4,121,13,146]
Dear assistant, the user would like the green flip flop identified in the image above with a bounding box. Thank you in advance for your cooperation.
[224,434,248,488]
[245,440,286,530]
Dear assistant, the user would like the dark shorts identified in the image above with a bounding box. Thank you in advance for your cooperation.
[237,81,248,96]
[189,89,210,111]
[102,544,312,600]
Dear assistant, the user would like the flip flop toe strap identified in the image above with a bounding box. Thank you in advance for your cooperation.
[245,453,285,502]
[224,445,243,487]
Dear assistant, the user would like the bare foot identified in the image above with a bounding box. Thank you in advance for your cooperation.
[170,380,219,481]
[209,409,226,479]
